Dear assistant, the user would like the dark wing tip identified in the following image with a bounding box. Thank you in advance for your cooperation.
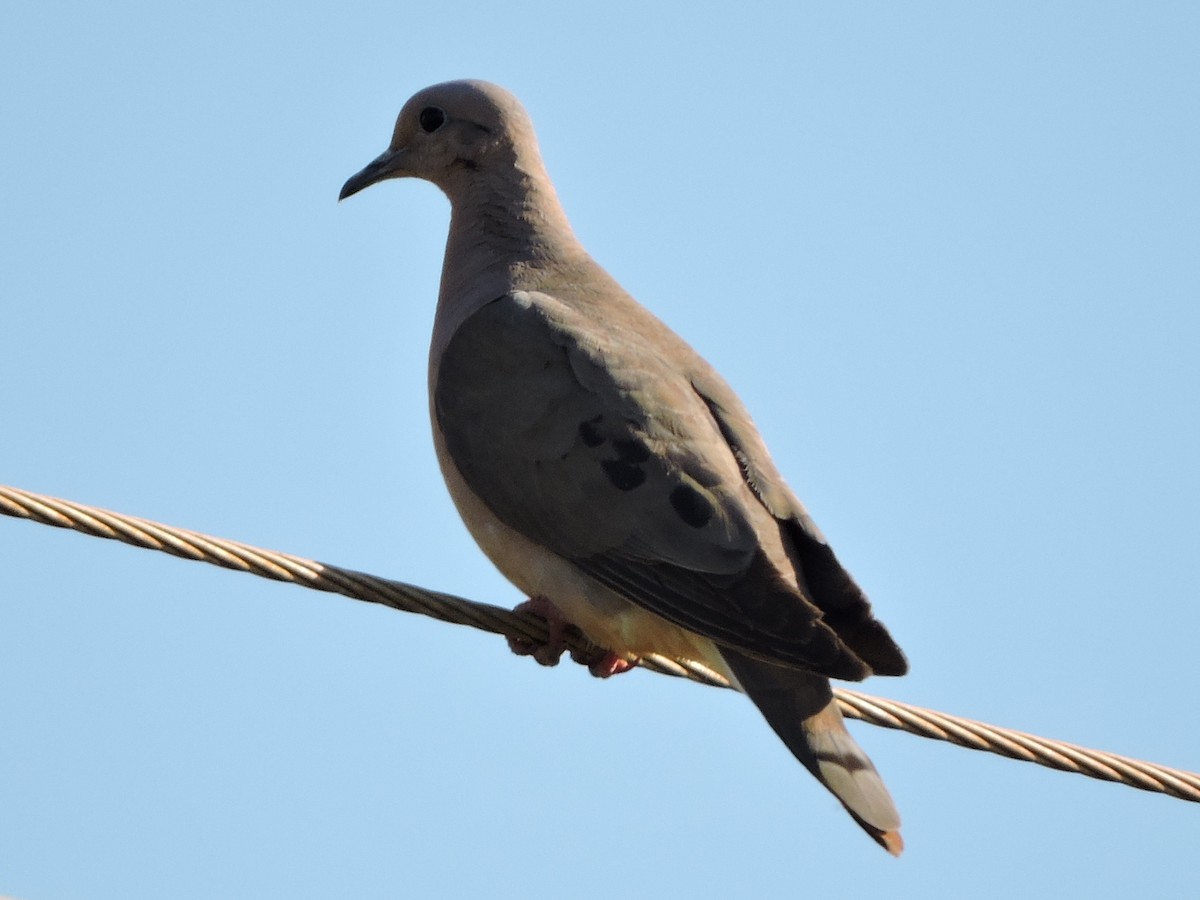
[832,617,909,677]
[785,521,909,676]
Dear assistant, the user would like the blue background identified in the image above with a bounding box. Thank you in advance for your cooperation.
[2,3,1197,898]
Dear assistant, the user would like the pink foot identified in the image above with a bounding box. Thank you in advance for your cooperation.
[508,596,641,677]
[585,652,639,679]
[507,596,570,667]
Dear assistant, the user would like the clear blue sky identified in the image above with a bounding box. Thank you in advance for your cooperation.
[2,3,1197,897]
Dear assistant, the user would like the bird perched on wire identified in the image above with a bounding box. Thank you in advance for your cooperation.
[340,79,909,855]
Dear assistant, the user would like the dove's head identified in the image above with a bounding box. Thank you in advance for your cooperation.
[339,80,541,201]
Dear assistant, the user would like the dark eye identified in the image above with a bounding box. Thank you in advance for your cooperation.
[419,106,446,133]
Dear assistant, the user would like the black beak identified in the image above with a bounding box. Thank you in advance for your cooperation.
[339,149,404,200]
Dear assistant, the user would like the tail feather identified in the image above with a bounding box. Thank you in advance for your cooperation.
[720,647,903,856]
[804,704,903,855]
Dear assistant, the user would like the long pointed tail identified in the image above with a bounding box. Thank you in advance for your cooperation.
[720,647,903,856]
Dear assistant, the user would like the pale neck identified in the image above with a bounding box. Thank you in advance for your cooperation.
[430,153,588,361]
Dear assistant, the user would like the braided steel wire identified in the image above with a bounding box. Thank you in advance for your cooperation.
[2,483,1197,803]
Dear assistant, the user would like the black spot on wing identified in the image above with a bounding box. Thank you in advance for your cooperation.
[578,416,605,447]
[587,425,650,491]
[669,484,715,528]
[612,438,651,463]
[601,459,646,491]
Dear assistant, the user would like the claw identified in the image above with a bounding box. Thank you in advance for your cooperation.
[507,596,569,666]
[508,596,639,677]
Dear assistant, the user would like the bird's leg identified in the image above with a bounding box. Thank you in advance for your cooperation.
[508,595,639,678]
[507,595,571,666]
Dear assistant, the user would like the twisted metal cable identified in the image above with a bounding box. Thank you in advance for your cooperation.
[2,483,1198,803]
